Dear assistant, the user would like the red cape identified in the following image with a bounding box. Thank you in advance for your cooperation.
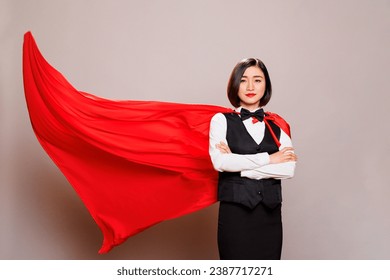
[23,31,291,253]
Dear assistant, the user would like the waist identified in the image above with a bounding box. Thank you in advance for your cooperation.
[218,172,281,186]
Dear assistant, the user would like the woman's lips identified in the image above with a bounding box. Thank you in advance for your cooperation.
[245,93,256,98]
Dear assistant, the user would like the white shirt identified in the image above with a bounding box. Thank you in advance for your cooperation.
[209,107,296,180]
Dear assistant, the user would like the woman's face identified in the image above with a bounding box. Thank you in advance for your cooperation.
[238,66,266,110]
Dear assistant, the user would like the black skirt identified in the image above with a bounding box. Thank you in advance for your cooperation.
[218,201,283,260]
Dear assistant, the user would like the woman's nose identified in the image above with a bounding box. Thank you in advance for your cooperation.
[247,80,254,90]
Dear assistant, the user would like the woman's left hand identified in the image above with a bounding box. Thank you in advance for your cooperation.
[216,141,231,154]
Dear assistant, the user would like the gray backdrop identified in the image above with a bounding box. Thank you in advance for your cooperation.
[1,0,389,259]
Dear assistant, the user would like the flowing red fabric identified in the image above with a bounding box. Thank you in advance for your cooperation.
[22,31,290,253]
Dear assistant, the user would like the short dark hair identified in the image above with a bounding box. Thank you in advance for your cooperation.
[227,58,272,108]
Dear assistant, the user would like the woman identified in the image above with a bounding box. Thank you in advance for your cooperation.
[24,32,296,254]
[209,58,297,260]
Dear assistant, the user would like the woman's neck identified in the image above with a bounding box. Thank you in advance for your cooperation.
[240,105,261,112]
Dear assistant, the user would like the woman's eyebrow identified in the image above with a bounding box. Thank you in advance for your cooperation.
[242,75,264,78]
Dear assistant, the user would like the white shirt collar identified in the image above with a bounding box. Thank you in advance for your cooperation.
[235,106,263,113]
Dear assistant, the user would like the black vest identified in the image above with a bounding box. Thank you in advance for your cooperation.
[218,112,282,209]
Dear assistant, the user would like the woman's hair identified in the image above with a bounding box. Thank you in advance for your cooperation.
[227,58,272,108]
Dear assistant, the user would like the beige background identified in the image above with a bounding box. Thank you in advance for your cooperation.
[1,0,389,259]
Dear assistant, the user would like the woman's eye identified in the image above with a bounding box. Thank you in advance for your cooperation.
[255,79,262,83]
[240,79,246,83]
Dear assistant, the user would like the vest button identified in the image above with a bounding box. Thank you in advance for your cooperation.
[258,191,261,195]
[256,147,261,151]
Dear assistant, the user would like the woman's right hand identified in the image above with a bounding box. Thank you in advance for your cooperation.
[269,147,297,164]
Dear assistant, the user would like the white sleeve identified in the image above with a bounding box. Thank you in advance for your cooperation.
[209,113,270,172]
[241,129,296,179]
